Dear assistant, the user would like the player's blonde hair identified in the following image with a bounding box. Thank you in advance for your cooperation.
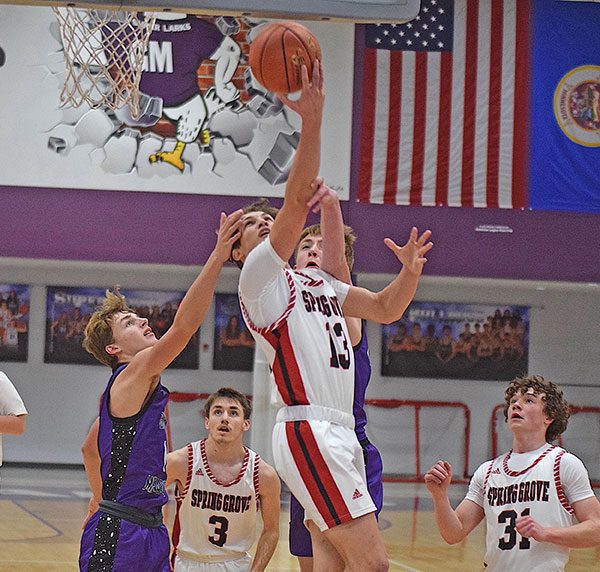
[296,224,357,271]
[83,288,132,368]
[503,375,570,442]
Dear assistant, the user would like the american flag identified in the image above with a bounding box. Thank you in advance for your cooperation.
[357,0,529,208]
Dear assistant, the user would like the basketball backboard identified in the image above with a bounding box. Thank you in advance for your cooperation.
[0,0,421,22]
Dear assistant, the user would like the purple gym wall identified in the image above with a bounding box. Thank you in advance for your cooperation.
[2,184,598,282]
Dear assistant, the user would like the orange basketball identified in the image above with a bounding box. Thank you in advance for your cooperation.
[248,21,321,95]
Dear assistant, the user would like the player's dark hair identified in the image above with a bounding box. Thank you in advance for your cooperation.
[203,387,252,420]
[230,199,279,268]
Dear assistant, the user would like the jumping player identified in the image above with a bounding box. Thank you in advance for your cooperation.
[231,62,432,571]
[79,210,242,572]
[425,375,600,571]
[289,180,384,571]
[167,387,280,572]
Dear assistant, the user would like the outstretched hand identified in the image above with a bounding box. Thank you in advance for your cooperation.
[214,210,243,263]
[278,60,324,123]
[384,227,433,275]
[306,176,339,213]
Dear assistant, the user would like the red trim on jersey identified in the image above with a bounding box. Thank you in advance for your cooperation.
[269,322,309,406]
[254,454,261,511]
[502,445,555,477]
[171,443,194,566]
[175,443,194,501]
[483,459,496,490]
[554,450,575,515]
[294,270,324,288]
[285,421,351,528]
[240,269,297,336]
[200,439,250,487]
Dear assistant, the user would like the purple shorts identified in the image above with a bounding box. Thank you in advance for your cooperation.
[289,440,384,557]
[79,510,170,571]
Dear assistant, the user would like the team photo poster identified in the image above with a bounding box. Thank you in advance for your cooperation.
[0,283,30,362]
[213,293,255,371]
[45,286,199,368]
[381,302,529,381]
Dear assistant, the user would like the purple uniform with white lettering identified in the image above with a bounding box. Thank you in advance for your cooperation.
[289,323,384,556]
[140,16,224,107]
[79,364,170,571]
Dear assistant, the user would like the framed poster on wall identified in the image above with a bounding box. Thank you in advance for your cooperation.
[213,293,255,371]
[45,286,199,368]
[381,302,529,381]
[0,283,30,362]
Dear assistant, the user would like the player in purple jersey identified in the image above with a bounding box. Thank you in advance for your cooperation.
[78,210,242,572]
[289,181,384,570]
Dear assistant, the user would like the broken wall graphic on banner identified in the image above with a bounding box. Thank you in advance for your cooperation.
[0,6,353,197]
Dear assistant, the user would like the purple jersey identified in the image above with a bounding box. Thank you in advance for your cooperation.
[140,16,224,107]
[353,321,372,441]
[80,364,171,571]
[98,364,169,512]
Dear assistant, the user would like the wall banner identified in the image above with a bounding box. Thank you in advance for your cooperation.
[381,302,529,381]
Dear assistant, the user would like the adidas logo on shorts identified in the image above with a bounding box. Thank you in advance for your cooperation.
[195,468,204,476]
[352,488,363,500]
[492,468,501,474]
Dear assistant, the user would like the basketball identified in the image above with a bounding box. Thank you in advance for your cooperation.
[248,21,321,95]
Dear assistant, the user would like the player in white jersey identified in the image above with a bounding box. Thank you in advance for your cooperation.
[230,61,432,572]
[167,388,280,572]
[425,375,600,571]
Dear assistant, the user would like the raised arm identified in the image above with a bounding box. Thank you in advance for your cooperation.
[119,210,242,380]
[268,62,325,263]
[307,178,351,283]
[342,227,433,323]
[250,461,281,572]
[308,178,362,344]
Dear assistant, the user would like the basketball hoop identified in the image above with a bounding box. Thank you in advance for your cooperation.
[52,7,155,118]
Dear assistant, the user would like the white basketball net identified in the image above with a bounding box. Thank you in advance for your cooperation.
[52,7,155,118]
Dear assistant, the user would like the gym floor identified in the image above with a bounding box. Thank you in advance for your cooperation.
[0,465,598,571]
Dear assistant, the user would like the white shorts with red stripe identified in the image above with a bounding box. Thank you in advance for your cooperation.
[273,405,376,531]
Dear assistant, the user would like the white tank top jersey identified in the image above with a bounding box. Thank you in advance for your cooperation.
[466,444,595,572]
[172,440,261,563]
[239,240,354,416]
